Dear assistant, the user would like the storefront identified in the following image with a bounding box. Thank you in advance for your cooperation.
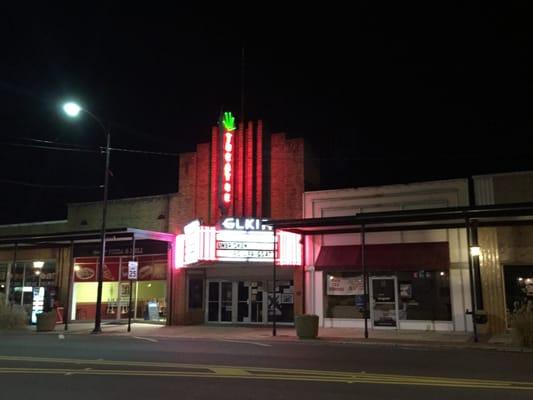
[176,217,301,324]
[0,228,175,325]
[316,243,452,330]
[71,240,169,322]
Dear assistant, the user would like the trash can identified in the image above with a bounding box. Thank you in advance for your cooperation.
[295,314,319,339]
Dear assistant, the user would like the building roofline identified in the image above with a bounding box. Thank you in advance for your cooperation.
[68,192,178,207]
[0,219,68,228]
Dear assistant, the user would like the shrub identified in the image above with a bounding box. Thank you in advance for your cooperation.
[0,294,28,330]
[511,301,533,347]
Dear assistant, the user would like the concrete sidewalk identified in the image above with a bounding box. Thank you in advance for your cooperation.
[39,321,533,353]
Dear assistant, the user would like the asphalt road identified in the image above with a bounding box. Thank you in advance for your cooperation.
[0,330,532,400]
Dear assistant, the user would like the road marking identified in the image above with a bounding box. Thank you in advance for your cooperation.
[209,367,252,376]
[1,355,532,391]
[132,336,158,343]
[0,367,532,390]
[221,339,272,347]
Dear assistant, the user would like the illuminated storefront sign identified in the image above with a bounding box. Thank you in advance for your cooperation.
[175,219,302,267]
[221,112,235,205]
[220,217,272,231]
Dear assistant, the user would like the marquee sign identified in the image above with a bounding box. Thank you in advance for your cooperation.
[175,219,302,267]
[215,229,275,262]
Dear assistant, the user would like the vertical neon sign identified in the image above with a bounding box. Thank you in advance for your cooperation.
[221,112,236,208]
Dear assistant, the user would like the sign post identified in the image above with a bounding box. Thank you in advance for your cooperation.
[127,253,138,332]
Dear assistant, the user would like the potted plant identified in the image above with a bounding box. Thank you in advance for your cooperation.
[36,311,57,332]
[295,314,319,339]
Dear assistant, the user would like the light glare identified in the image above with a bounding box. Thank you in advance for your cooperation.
[63,102,82,117]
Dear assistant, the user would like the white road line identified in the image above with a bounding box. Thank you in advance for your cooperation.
[221,339,272,347]
[133,336,158,343]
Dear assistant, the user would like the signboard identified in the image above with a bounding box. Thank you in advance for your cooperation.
[219,112,236,209]
[327,276,364,296]
[128,261,138,280]
[220,217,272,231]
[215,230,275,262]
[146,301,159,321]
[31,287,45,324]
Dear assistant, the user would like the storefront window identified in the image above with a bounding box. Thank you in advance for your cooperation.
[504,265,533,326]
[324,270,452,321]
[396,270,451,321]
[71,255,167,321]
[325,273,365,319]
[0,263,8,297]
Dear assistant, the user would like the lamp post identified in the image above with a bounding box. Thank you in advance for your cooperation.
[63,101,110,334]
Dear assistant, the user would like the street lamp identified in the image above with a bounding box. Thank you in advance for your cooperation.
[62,101,111,334]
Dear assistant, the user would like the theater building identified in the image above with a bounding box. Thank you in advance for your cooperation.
[170,116,318,324]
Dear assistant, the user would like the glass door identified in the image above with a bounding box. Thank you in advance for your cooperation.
[370,276,399,328]
[237,282,250,322]
[220,281,233,322]
[207,280,233,323]
[237,281,265,323]
[250,282,264,323]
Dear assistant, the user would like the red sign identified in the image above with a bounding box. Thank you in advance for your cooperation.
[223,130,233,204]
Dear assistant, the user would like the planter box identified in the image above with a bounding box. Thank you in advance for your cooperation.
[295,314,319,339]
[36,312,56,332]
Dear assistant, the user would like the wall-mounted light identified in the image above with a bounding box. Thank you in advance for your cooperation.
[470,246,481,257]
[33,261,45,269]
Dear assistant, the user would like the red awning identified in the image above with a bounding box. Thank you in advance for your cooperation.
[314,242,450,271]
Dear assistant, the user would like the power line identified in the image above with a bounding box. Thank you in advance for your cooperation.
[0,140,179,157]
[0,178,102,190]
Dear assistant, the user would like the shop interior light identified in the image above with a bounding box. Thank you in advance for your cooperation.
[34,270,41,276]
[74,264,81,272]
[33,261,45,269]
[518,277,524,282]
[469,246,481,257]
[440,271,445,276]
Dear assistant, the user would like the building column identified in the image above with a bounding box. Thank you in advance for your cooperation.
[479,228,507,334]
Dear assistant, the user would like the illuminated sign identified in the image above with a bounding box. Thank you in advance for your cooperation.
[184,219,201,264]
[179,220,302,266]
[221,112,235,205]
[215,230,275,262]
[220,217,272,231]
[31,287,45,324]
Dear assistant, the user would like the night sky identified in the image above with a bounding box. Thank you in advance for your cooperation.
[1,3,532,224]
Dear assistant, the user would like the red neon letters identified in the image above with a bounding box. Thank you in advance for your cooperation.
[223,131,233,204]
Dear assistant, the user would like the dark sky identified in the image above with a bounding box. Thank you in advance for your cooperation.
[1,3,532,224]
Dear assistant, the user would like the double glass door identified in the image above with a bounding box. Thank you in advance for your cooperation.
[207,280,266,323]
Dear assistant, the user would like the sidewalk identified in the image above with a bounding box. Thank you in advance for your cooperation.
[43,322,533,353]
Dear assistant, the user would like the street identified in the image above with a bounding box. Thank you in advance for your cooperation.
[0,330,532,399]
